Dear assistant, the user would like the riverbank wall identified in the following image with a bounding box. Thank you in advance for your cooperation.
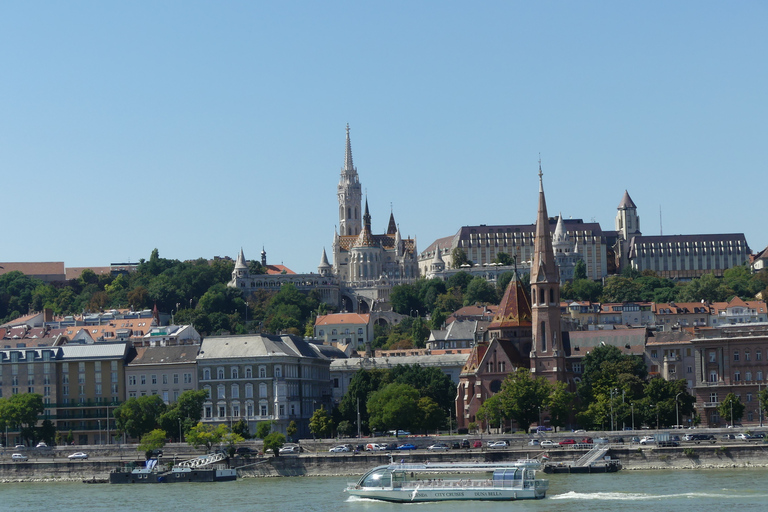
[4,443,768,482]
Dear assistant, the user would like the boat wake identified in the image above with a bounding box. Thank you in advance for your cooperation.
[551,491,768,501]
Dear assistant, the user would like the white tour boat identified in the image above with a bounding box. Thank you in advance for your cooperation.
[346,461,548,502]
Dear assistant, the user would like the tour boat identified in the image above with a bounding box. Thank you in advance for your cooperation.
[345,461,548,502]
[109,453,237,484]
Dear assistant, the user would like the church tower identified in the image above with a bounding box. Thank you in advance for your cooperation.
[529,163,565,384]
[615,190,641,271]
[338,124,362,237]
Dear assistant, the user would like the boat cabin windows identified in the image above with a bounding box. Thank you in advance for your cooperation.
[361,468,391,488]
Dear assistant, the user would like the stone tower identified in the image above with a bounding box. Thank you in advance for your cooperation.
[615,190,641,271]
[338,124,362,237]
[529,164,565,384]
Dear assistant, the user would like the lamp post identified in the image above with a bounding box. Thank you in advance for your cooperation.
[178,418,183,443]
[675,392,682,429]
[98,420,102,445]
[759,383,763,428]
[631,402,635,431]
[730,398,734,428]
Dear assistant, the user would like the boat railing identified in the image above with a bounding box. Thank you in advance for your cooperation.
[400,478,525,490]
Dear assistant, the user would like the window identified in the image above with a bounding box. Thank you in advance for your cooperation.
[746,372,752,382]
[259,383,268,398]
[140,375,146,385]
[709,351,717,363]
[651,350,658,358]
[111,372,118,383]
[709,392,718,403]
[734,371,741,382]
[747,393,753,402]
[687,366,693,374]
[260,405,268,416]
[279,404,285,416]
[232,404,240,418]
[246,403,254,417]
[162,374,168,384]
[758,350,763,361]
[275,366,282,378]
[203,368,211,380]
[259,366,267,378]
[173,374,179,384]
[245,384,253,398]
[333,378,339,388]
[231,385,239,399]
[204,406,212,419]
[745,350,751,361]
[95,384,102,395]
[217,385,226,399]
[184,373,192,384]
[129,375,136,386]
[231,367,239,379]
[572,363,582,373]
[709,371,718,383]
[758,371,764,381]
[163,391,169,403]
[217,368,225,380]
[218,406,226,418]
[734,350,740,362]
[245,367,252,378]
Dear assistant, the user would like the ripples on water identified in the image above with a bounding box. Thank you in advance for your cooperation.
[3,468,768,512]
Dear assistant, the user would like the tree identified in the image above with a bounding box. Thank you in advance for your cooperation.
[338,369,388,432]
[416,397,445,433]
[3,393,45,442]
[600,276,642,303]
[337,420,353,438]
[718,393,745,427]
[546,381,575,429]
[573,260,587,280]
[221,431,245,457]
[232,419,251,440]
[158,389,209,441]
[113,395,167,440]
[389,364,456,412]
[255,421,273,440]
[389,284,424,316]
[263,432,286,457]
[367,383,420,432]
[286,420,298,442]
[138,429,167,459]
[309,406,334,438]
[497,368,552,433]
[493,252,515,266]
[759,388,768,426]
[476,394,504,433]
[186,422,228,452]
[464,277,496,306]
[451,248,472,269]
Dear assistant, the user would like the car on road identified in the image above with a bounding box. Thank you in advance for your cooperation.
[460,439,470,449]
[559,439,577,446]
[472,440,483,448]
[528,439,540,446]
[639,436,655,445]
[594,437,610,444]
[12,453,28,461]
[540,440,556,447]
[427,443,450,451]
[388,430,411,436]
[396,443,417,450]
[329,445,350,453]
[685,434,716,444]
[488,440,509,448]
[279,444,303,454]
[237,447,257,455]
[14,445,25,450]
[68,452,88,460]
[581,437,593,444]
[35,442,48,448]
[365,443,386,451]
[721,434,736,440]
[451,442,461,449]
[736,433,753,441]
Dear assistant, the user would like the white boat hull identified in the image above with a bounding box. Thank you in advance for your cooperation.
[348,485,547,502]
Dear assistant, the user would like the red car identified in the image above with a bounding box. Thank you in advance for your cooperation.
[581,437,593,444]
[559,438,577,446]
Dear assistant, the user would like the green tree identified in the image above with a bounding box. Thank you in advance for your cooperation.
[493,252,515,266]
[138,429,167,459]
[416,396,445,433]
[451,248,472,269]
[759,388,768,425]
[309,406,334,438]
[389,284,424,316]
[367,383,420,432]
[338,369,388,432]
[158,389,209,441]
[718,393,745,427]
[464,277,496,306]
[113,395,167,440]
[476,394,504,433]
[337,420,353,438]
[186,422,228,452]
[600,276,642,303]
[497,368,552,433]
[389,364,456,412]
[221,431,245,457]
[263,432,286,457]
[232,419,251,440]
[286,420,298,442]
[546,381,575,429]
[255,421,273,440]
[573,260,587,280]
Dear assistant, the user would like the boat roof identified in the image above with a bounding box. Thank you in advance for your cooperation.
[382,462,538,472]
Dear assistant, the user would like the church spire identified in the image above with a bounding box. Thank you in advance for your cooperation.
[343,123,355,175]
[363,196,372,233]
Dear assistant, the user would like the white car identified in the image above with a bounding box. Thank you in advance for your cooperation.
[279,445,302,454]
[488,440,509,448]
[540,440,556,447]
[12,453,29,461]
[528,439,540,446]
[35,442,48,448]
[639,436,656,445]
[328,445,349,453]
[427,443,450,451]
[68,452,88,460]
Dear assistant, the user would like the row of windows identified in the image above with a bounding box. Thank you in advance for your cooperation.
[708,349,765,363]
[201,365,290,380]
[708,370,765,382]
[128,390,181,402]
[203,383,268,400]
[128,373,193,386]
[318,328,365,336]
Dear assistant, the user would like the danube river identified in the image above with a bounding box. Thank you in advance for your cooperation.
[3,468,767,511]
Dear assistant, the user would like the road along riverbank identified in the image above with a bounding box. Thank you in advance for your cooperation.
[3,443,768,482]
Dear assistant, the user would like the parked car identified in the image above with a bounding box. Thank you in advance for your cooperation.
[686,434,716,444]
[365,443,386,451]
[540,440,556,447]
[35,442,48,448]
[279,444,303,454]
[427,443,450,451]
[528,439,541,446]
[594,437,610,444]
[451,442,461,449]
[752,432,765,439]
[559,438,577,446]
[488,440,509,448]
[629,436,640,443]
[12,453,28,461]
[387,430,411,436]
[639,436,655,445]
[581,437,593,444]
[736,433,753,441]
[329,445,350,453]
[472,440,483,448]
[68,452,88,460]
[460,439,470,449]
[237,447,257,455]
[14,445,25,450]
[721,434,736,440]
[396,443,417,451]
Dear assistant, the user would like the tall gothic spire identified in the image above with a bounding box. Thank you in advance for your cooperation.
[532,168,559,284]
[363,197,372,233]
[343,123,355,175]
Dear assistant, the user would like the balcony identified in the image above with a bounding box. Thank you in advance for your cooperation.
[703,402,719,408]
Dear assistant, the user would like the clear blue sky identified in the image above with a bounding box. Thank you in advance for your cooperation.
[2,2,766,273]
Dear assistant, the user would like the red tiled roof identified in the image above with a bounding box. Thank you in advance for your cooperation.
[315,313,370,326]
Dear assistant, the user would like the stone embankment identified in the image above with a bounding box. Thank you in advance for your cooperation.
[3,443,768,482]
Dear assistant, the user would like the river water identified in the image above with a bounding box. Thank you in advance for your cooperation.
[3,468,767,512]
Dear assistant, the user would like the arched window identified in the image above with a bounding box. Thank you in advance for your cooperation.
[540,321,547,352]
[274,366,282,378]
[217,367,225,380]
[231,367,239,379]
[259,382,268,398]
[217,385,226,399]
[203,368,211,380]
[245,366,252,379]
[245,383,253,398]
[258,366,267,378]
[231,384,239,398]
[549,288,554,304]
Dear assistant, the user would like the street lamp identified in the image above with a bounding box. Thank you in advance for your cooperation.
[178,418,183,443]
[675,392,682,429]
[631,402,635,431]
